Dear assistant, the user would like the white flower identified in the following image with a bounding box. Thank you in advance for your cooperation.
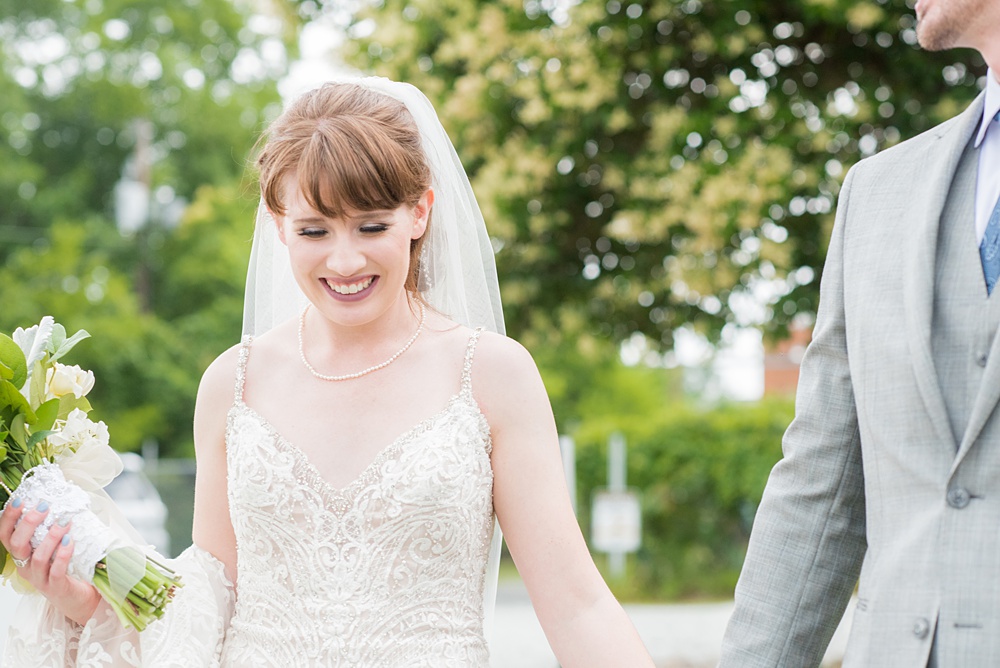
[12,316,54,368]
[45,363,96,399]
[12,316,54,399]
[48,408,110,458]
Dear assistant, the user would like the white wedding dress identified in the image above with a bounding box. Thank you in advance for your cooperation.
[4,329,496,667]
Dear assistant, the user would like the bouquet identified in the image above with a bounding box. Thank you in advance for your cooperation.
[0,316,181,631]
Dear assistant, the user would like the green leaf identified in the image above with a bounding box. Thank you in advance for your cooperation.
[0,542,7,570]
[0,380,35,426]
[57,394,91,420]
[50,328,90,363]
[9,414,27,449]
[27,429,55,450]
[0,334,27,390]
[0,360,12,381]
[47,324,66,356]
[34,398,60,432]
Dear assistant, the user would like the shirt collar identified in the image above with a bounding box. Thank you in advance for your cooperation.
[974,68,1000,149]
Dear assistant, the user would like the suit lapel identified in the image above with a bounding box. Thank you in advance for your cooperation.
[903,95,985,453]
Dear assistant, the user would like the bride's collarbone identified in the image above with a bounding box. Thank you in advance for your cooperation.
[247,372,461,454]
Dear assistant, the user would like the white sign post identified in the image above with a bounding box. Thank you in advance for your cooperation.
[591,432,641,578]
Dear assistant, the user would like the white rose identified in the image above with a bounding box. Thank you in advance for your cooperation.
[48,408,110,458]
[46,363,96,399]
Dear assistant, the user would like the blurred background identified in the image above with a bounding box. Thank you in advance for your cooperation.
[0,0,987,664]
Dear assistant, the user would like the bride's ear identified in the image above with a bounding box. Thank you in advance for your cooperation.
[411,188,434,240]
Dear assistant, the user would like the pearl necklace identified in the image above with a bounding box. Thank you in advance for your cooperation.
[298,303,426,381]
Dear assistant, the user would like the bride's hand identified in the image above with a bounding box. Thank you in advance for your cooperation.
[1,499,102,625]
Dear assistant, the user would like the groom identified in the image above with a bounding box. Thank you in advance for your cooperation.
[719,2,1000,667]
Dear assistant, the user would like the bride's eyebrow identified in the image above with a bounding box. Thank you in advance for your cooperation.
[349,211,395,223]
[291,216,326,225]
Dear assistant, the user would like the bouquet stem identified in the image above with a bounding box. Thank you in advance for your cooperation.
[93,559,182,632]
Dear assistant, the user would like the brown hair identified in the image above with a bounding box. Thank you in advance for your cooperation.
[255,82,431,294]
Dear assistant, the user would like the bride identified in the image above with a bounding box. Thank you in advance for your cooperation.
[0,78,653,666]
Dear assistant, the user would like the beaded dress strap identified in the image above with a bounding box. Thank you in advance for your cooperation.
[233,335,253,404]
[460,328,484,396]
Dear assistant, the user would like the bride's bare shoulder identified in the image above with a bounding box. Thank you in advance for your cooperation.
[466,330,546,409]
[195,342,244,416]
[201,320,297,392]
[470,331,540,387]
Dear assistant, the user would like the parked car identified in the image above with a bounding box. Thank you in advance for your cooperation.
[104,453,171,556]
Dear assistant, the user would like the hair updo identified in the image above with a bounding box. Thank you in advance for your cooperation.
[255,82,432,294]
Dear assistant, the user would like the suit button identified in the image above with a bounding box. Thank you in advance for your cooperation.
[913,617,930,639]
[947,487,971,508]
[976,352,988,367]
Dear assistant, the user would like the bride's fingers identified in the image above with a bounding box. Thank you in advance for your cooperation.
[30,519,71,583]
[8,501,49,561]
[47,535,76,595]
[0,497,25,545]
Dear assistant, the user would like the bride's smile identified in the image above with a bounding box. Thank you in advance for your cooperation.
[323,275,375,297]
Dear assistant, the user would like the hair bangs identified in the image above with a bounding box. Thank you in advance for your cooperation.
[294,119,417,219]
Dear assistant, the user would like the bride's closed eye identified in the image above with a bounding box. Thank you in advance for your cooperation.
[359,223,390,234]
[297,227,328,238]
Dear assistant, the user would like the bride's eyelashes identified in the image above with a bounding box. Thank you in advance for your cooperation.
[298,227,327,238]
[295,222,391,239]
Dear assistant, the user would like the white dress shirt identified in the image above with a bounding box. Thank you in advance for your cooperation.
[974,69,1000,244]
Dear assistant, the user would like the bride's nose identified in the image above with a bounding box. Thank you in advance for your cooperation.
[325,238,367,275]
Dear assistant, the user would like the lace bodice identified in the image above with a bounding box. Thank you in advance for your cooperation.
[220,329,496,667]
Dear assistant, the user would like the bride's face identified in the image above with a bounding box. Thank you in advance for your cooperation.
[275,183,431,328]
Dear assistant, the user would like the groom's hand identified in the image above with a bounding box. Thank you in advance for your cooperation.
[1,499,102,625]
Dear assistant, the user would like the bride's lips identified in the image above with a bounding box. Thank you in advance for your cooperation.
[322,276,378,302]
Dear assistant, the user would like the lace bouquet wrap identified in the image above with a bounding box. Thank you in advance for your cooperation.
[0,316,181,631]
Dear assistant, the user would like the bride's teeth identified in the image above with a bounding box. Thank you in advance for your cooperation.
[327,277,372,295]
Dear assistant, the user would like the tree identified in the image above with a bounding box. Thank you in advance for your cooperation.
[326,0,984,345]
[0,0,290,255]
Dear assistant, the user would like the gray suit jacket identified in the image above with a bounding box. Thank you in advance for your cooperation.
[720,93,998,668]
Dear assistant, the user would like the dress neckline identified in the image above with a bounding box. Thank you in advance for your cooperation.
[228,327,489,500]
[231,391,488,500]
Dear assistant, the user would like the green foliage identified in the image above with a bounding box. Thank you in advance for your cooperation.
[0,2,288,456]
[152,184,258,366]
[0,0,287,256]
[533,332,792,599]
[573,396,794,600]
[334,0,984,346]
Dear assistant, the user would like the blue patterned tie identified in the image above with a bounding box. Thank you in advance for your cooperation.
[979,111,1000,295]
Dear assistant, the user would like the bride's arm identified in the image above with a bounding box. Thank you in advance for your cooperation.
[473,334,655,668]
[191,345,242,587]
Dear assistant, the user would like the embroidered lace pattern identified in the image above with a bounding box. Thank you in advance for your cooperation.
[219,328,495,667]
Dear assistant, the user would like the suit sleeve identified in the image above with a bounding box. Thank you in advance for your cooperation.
[718,164,867,667]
